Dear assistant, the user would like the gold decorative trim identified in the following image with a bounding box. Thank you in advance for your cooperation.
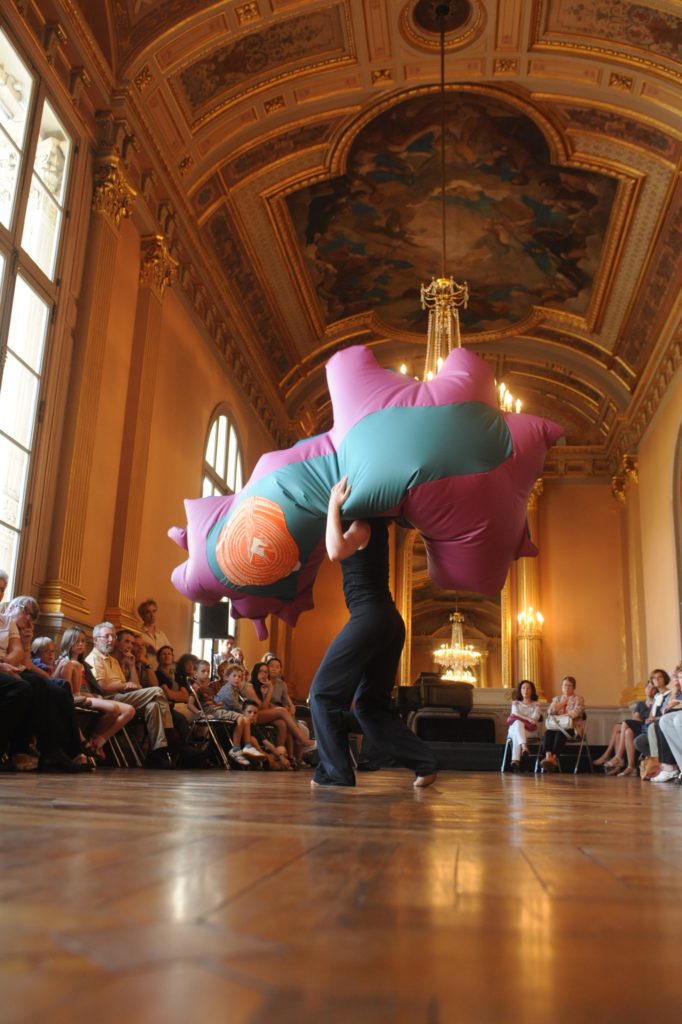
[178,155,194,176]
[92,157,137,227]
[399,0,486,54]
[264,95,286,114]
[494,58,519,74]
[43,22,67,65]
[134,64,153,93]
[530,38,682,87]
[609,72,633,92]
[139,234,178,297]
[235,1,261,25]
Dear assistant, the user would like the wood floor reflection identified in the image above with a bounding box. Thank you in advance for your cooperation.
[1,768,679,1024]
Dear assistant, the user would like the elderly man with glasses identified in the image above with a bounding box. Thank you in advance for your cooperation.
[86,621,175,769]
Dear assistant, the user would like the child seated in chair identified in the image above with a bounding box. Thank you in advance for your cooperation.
[194,662,265,766]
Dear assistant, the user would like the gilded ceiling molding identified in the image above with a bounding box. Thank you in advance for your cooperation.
[527,478,544,510]
[399,0,486,53]
[139,234,178,297]
[166,3,356,131]
[325,83,569,181]
[529,0,682,86]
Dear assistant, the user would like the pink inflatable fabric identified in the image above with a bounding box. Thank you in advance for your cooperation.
[170,346,563,638]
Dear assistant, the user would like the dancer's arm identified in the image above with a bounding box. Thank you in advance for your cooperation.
[326,476,370,561]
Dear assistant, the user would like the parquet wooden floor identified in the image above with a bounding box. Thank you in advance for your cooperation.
[1,768,679,1024]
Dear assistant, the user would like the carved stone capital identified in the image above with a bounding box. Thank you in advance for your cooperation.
[92,157,137,227]
[527,477,544,510]
[139,234,178,297]
[611,453,638,504]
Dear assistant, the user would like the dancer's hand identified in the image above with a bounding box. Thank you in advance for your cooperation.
[329,476,351,510]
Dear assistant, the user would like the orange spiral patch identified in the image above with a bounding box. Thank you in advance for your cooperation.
[215,496,300,587]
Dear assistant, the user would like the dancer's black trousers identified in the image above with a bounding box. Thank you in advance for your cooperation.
[309,601,437,785]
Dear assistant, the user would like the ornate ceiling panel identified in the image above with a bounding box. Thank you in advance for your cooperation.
[50,0,682,468]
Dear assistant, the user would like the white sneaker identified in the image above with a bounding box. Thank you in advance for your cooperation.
[229,747,250,767]
[242,743,266,759]
[651,768,679,783]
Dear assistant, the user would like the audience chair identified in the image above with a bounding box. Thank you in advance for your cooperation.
[500,720,544,773]
[534,713,594,774]
[185,684,231,770]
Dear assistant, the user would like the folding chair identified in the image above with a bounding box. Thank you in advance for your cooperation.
[500,717,544,772]
[185,684,231,770]
[535,712,593,774]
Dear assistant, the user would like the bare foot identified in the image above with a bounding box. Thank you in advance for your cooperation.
[414,773,437,789]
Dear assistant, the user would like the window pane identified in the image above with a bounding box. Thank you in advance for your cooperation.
[0,352,39,449]
[21,102,71,278]
[21,175,62,278]
[0,29,34,149]
[0,434,28,530]
[206,420,217,470]
[216,415,227,481]
[0,520,19,597]
[34,101,71,203]
[0,131,21,229]
[202,475,213,498]
[7,275,49,372]
[235,455,243,492]
[226,426,237,490]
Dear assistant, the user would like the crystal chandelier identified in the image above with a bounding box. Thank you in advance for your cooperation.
[433,610,481,683]
[419,5,468,383]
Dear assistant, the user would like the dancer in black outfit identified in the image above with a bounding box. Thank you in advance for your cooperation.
[309,477,437,789]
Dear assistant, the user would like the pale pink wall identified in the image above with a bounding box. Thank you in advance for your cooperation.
[637,362,682,670]
[538,480,628,705]
[135,286,272,654]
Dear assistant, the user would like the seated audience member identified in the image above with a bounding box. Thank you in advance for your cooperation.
[594,677,657,776]
[138,598,171,664]
[506,679,542,771]
[155,645,176,689]
[266,657,297,714]
[5,596,88,771]
[633,669,672,765]
[54,627,136,759]
[86,621,175,769]
[194,661,265,766]
[212,635,235,676]
[539,675,585,773]
[247,661,316,760]
[131,634,160,689]
[0,568,8,606]
[241,699,291,769]
[230,646,247,673]
[0,598,35,770]
[650,667,682,783]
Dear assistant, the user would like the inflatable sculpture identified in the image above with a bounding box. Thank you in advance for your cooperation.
[169,345,563,638]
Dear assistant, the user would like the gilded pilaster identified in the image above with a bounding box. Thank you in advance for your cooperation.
[40,135,137,621]
[515,479,545,696]
[612,454,647,702]
[104,233,177,627]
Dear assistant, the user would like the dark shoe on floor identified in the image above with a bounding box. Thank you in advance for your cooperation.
[39,749,83,773]
[510,760,520,773]
[145,748,175,770]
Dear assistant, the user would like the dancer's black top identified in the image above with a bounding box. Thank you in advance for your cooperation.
[341,518,394,609]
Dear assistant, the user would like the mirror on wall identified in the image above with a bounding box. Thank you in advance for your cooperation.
[399,533,505,687]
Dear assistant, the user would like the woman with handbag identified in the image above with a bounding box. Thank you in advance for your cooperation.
[539,675,585,772]
[507,679,542,771]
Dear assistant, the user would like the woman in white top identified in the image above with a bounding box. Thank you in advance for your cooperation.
[507,679,542,771]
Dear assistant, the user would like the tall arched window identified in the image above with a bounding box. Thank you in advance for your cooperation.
[191,410,243,659]
[0,27,74,595]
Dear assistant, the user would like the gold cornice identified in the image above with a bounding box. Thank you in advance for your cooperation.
[92,157,137,226]
[139,233,178,297]
[527,478,544,511]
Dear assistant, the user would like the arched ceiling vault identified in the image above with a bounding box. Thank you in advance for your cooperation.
[49,0,682,474]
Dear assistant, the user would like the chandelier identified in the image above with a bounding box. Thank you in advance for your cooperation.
[433,610,481,683]
[419,4,468,382]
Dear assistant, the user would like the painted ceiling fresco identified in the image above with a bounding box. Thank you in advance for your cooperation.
[287,92,617,334]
